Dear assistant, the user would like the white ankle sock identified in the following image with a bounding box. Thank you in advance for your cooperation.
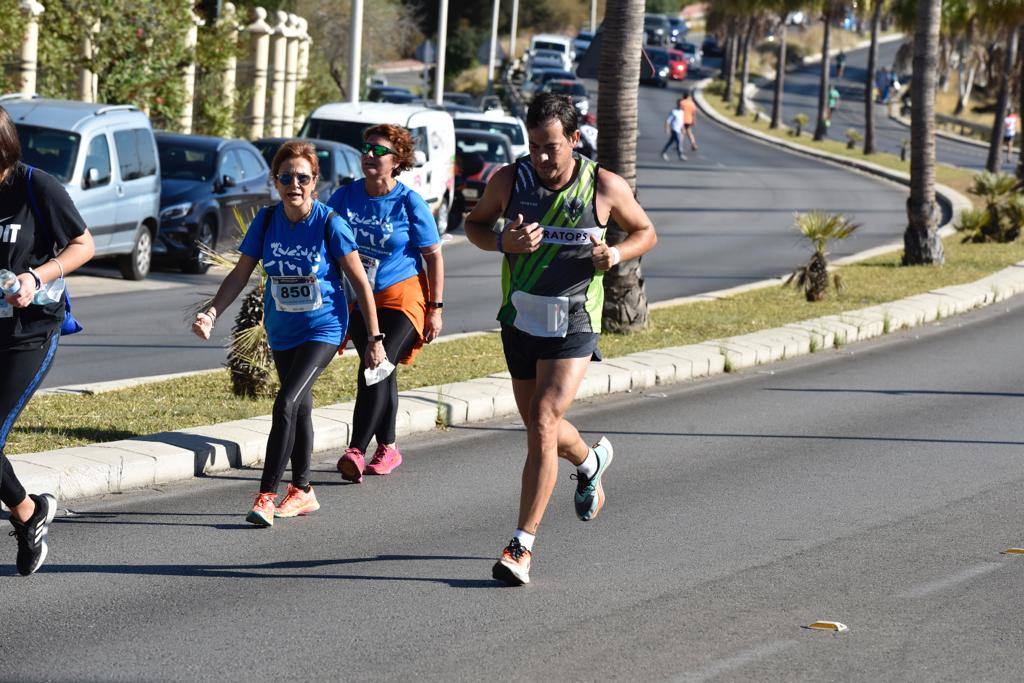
[577,448,599,478]
[513,529,535,551]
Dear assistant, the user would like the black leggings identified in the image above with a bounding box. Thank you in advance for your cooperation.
[260,341,338,493]
[348,308,419,452]
[0,335,59,508]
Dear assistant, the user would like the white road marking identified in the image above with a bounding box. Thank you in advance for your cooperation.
[898,562,1002,599]
[673,639,798,682]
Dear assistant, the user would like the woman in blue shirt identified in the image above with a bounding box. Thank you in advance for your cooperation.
[193,140,385,526]
[329,124,445,483]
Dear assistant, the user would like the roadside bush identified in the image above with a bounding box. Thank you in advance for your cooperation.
[958,172,1024,243]
[792,113,809,136]
[786,211,859,301]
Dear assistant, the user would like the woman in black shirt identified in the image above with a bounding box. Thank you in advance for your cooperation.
[0,105,95,576]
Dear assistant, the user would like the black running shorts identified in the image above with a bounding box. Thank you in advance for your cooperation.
[500,324,602,380]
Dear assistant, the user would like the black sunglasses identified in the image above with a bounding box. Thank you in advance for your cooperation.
[276,172,314,187]
[361,143,396,157]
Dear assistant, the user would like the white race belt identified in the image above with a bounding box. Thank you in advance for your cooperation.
[538,225,603,246]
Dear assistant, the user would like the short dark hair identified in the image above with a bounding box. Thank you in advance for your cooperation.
[526,93,579,138]
[0,106,21,179]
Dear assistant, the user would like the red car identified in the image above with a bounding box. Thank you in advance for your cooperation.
[668,49,689,80]
[450,130,513,229]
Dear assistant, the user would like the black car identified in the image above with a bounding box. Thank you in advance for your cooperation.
[253,137,363,202]
[155,132,273,273]
[667,17,688,42]
[644,14,672,46]
[443,91,478,109]
[367,86,417,104]
[641,47,671,88]
[701,35,725,58]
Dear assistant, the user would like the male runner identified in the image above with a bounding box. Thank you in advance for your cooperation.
[463,93,657,585]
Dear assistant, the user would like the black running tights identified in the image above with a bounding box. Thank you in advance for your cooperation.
[0,334,59,509]
[348,308,419,453]
[260,341,338,494]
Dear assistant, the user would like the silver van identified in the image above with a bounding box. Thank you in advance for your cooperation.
[1,96,161,279]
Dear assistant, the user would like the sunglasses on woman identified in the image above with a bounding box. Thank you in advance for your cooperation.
[361,143,396,157]
[276,173,314,187]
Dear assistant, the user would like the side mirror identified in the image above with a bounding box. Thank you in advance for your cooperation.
[83,167,99,189]
[413,150,427,167]
[222,174,237,188]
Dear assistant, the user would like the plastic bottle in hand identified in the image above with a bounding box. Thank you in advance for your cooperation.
[0,269,20,296]
[33,278,65,305]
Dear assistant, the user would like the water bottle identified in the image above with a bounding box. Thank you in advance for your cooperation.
[33,278,65,305]
[0,269,20,296]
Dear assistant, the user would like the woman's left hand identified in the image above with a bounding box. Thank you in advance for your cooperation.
[423,309,443,343]
[6,273,37,308]
[365,340,387,369]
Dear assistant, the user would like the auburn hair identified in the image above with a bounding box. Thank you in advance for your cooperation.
[271,139,320,178]
[364,123,416,177]
[0,106,21,182]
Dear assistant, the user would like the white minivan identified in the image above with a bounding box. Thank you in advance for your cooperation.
[299,102,456,234]
[529,34,575,71]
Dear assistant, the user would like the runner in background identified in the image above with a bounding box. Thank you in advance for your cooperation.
[661,98,687,161]
[193,140,385,527]
[463,93,658,586]
[329,124,445,484]
[1004,109,1018,164]
[0,105,95,575]
[680,90,699,153]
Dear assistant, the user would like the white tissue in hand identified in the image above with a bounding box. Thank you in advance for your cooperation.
[363,359,396,386]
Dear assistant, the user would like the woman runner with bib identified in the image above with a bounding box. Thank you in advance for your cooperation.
[328,124,444,483]
[192,140,385,526]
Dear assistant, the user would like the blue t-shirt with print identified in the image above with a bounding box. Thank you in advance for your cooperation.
[239,201,358,351]
[327,179,440,293]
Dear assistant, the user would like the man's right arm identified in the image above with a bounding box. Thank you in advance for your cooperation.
[463,164,515,251]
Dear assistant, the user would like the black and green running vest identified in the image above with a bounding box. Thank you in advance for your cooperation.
[499,154,606,334]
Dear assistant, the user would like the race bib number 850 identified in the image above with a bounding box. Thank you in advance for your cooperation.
[270,275,323,312]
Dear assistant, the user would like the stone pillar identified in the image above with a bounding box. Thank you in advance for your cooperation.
[179,9,204,134]
[220,2,239,124]
[78,18,100,102]
[282,13,300,136]
[245,7,272,140]
[268,10,289,137]
[297,17,311,87]
[19,1,45,98]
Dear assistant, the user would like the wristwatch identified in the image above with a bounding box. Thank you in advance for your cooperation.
[426,301,444,309]
[370,333,386,342]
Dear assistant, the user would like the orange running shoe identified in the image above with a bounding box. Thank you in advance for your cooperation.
[246,492,277,527]
[337,447,365,483]
[492,538,532,586]
[365,444,402,475]
[275,483,321,518]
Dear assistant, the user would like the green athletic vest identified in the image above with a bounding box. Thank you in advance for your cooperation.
[499,155,606,334]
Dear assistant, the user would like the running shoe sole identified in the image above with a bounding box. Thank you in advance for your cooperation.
[575,437,613,521]
[365,454,402,476]
[338,458,364,483]
[245,510,274,527]
[492,559,530,586]
[274,500,320,518]
[23,493,56,575]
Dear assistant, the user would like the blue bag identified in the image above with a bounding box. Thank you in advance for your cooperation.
[24,165,84,335]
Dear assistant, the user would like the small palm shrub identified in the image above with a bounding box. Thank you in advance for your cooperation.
[792,113,809,136]
[785,211,860,302]
[845,128,862,149]
[958,172,1024,243]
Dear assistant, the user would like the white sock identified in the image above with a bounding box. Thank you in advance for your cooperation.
[577,448,599,478]
[513,529,535,551]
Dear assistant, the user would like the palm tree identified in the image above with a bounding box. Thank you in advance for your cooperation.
[597,0,649,333]
[813,1,843,141]
[863,0,885,154]
[785,211,860,301]
[986,26,1020,172]
[770,0,805,129]
[903,0,944,265]
[736,17,756,115]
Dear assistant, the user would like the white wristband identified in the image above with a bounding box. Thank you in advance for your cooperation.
[608,246,622,267]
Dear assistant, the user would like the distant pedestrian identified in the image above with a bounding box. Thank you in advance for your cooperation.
[0,105,96,575]
[828,85,841,118]
[835,51,847,79]
[680,90,699,152]
[661,99,687,161]
[1005,110,1019,164]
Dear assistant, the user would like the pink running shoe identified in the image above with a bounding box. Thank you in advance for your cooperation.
[337,447,365,483]
[366,444,403,475]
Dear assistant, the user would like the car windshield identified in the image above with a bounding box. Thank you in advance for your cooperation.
[681,44,696,54]
[456,137,509,164]
[545,82,587,96]
[542,71,576,82]
[15,124,80,183]
[253,141,279,167]
[300,119,369,149]
[533,41,566,53]
[158,142,217,181]
[455,119,524,145]
[648,49,669,65]
[645,16,668,27]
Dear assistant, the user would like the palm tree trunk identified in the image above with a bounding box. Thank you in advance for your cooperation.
[723,25,736,103]
[736,20,753,116]
[864,0,882,154]
[903,0,944,266]
[770,20,788,129]
[1017,35,1024,180]
[813,9,833,140]
[597,0,648,333]
[988,26,1019,173]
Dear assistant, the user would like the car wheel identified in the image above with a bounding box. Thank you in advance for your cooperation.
[448,193,466,233]
[435,193,451,235]
[117,226,152,280]
[182,217,216,274]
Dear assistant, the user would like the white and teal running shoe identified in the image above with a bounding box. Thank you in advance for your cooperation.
[572,437,613,521]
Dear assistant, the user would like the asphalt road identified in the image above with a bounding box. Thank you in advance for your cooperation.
[750,37,1011,172]
[6,286,1024,680]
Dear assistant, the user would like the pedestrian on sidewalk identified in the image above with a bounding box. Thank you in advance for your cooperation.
[329,124,445,484]
[828,85,841,120]
[661,98,687,161]
[0,105,96,575]
[463,93,658,586]
[681,90,699,152]
[835,51,847,80]
[1004,109,1019,164]
[192,140,385,527]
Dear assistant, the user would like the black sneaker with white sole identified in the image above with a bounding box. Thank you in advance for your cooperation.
[9,493,57,576]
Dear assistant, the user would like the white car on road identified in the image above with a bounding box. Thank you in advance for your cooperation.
[453,112,529,160]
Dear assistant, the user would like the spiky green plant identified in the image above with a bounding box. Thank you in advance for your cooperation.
[792,113,809,136]
[845,128,863,149]
[962,172,1024,243]
[785,211,860,302]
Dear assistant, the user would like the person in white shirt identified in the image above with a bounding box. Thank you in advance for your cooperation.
[661,100,687,161]
[1004,110,1018,164]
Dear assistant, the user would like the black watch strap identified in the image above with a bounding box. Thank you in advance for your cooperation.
[426,301,444,309]
[370,333,386,342]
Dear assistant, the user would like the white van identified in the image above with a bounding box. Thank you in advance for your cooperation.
[299,102,456,234]
[529,34,574,71]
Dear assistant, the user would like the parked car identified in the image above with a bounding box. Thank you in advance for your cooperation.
[4,96,160,279]
[453,111,529,160]
[299,101,456,234]
[522,68,577,102]
[443,91,477,109]
[542,79,591,116]
[641,47,671,87]
[528,51,569,76]
[573,30,594,60]
[478,94,504,114]
[667,17,689,42]
[667,49,689,80]
[253,137,362,202]
[644,14,672,46]
[529,33,575,70]
[367,86,417,104]
[675,40,702,68]
[701,35,725,58]
[154,133,271,273]
[451,130,513,229]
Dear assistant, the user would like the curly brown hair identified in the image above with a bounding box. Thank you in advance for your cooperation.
[271,140,320,179]
[364,123,416,177]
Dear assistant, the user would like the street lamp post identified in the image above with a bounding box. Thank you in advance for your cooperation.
[509,0,518,60]
[348,0,363,103]
[434,0,448,105]
[486,0,500,92]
